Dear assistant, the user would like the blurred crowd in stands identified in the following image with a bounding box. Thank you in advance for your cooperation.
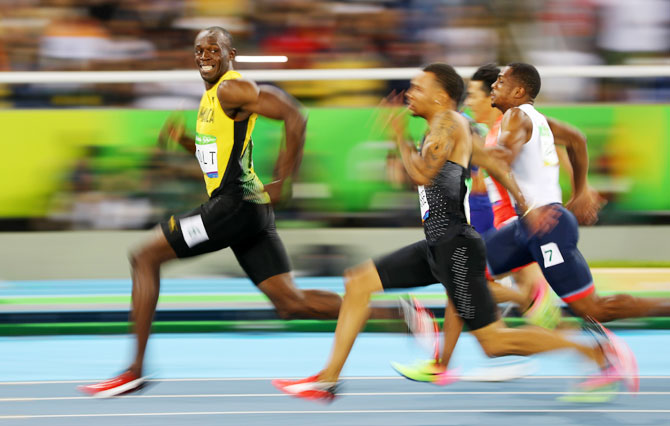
[0,0,669,107]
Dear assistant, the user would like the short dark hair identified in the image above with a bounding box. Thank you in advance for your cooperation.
[204,26,233,46]
[507,62,541,99]
[423,63,465,106]
[471,63,500,95]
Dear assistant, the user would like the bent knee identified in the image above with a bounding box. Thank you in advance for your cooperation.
[129,247,163,271]
[343,262,382,296]
[574,294,634,323]
[478,339,509,358]
[343,274,375,300]
[274,300,310,320]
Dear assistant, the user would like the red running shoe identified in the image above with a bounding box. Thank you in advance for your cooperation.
[77,371,148,398]
[272,374,338,402]
[399,296,440,362]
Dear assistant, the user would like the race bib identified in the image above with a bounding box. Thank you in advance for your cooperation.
[180,215,209,248]
[418,185,430,222]
[540,242,564,268]
[195,133,218,178]
[539,125,559,167]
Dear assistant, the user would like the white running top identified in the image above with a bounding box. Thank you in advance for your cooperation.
[509,103,562,208]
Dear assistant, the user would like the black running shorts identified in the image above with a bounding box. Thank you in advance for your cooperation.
[374,227,498,330]
[160,196,291,285]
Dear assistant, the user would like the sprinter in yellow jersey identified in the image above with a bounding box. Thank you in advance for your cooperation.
[79,26,347,397]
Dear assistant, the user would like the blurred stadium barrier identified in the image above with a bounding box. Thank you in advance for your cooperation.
[2,65,670,83]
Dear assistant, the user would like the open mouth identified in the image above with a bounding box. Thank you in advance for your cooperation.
[200,65,214,72]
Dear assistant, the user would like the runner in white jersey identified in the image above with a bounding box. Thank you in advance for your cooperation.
[273,64,626,402]
[484,62,670,322]
[466,64,557,323]
[510,104,562,207]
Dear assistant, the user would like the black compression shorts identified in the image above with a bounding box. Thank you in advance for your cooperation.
[374,227,498,330]
[160,197,291,285]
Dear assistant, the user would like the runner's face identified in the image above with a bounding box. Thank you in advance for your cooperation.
[465,80,492,124]
[194,32,234,84]
[406,72,440,118]
[490,67,514,111]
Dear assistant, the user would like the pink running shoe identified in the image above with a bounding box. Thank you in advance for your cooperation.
[272,374,338,402]
[399,296,440,362]
[581,318,639,393]
[577,365,622,391]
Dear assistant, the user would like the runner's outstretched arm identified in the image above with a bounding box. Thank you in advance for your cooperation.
[471,136,559,236]
[391,110,459,186]
[547,117,604,225]
[158,113,196,154]
[217,79,307,202]
[547,118,589,196]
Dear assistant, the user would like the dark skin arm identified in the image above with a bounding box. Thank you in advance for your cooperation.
[391,109,464,186]
[378,89,468,185]
[473,110,561,235]
[217,79,306,203]
[495,107,533,165]
[471,133,559,235]
[547,117,604,225]
[547,118,588,195]
[158,112,196,154]
[471,131,529,212]
[556,146,574,191]
[479,108,536,211]
[394,135,433,186]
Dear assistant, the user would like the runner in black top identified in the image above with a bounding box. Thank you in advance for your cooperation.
[274,63,618,401]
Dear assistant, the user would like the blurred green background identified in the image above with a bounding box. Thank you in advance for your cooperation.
[0,105,668,229]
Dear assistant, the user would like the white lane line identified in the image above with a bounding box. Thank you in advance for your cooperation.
[0,391,666,402]
[4,409,670,419]
[1,376,669,385]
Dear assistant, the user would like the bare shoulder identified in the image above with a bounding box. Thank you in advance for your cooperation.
[503,107,532,127]
[452,111,471,133]
[217,78,259,106]
[432,110,468,136]
[422,110,471,167]
[440,109,467,125]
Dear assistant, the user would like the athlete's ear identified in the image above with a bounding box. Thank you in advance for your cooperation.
[229,48,237,61]
[513,86,525,99]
